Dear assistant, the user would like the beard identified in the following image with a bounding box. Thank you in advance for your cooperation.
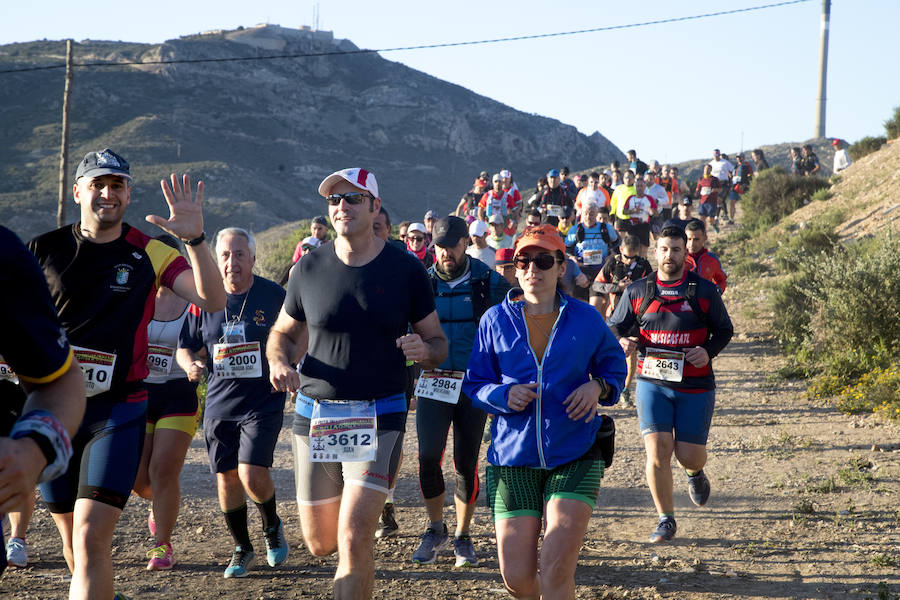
[659,256,685,276]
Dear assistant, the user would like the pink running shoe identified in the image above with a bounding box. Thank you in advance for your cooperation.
[146,542,175,571]
[148,511,156,537]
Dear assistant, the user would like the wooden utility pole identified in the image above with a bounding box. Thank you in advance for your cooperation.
[814,0,831,139]
[57,39,74,228]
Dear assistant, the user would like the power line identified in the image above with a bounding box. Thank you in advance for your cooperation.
[0,0,812,75]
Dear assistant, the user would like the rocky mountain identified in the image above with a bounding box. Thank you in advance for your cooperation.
[0,25,623,241]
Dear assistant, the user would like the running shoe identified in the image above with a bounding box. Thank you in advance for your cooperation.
[452,535,478,568]
[223,545,255,578]
[649,516,677,543]
[264,519,288,567]
[687,469,711,506]
[411,522,449,564]
[375,502,398,539]
[146,542,175,571]
[620,389,633,407]
[148,510,156,537]
[113,593,132,600]
[5,537,27,568]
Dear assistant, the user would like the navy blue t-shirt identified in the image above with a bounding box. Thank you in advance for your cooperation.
[180,275,286,419]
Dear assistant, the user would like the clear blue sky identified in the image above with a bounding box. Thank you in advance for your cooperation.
[3,0,897,164]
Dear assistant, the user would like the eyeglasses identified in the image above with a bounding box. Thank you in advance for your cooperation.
[326,192,372,206]
[622,254,638,261]
[514,254,560,270]
[407,235,425,243]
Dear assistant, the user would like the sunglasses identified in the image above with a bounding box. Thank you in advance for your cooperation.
[407,235,425,243]
[514,254,560,270]
[622,254,638,260]
[326,192,372,206]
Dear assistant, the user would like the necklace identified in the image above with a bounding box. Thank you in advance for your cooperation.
[524,307,557,341]
[225,278,253,324]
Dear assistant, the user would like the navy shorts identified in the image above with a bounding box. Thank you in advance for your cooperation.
[635,380,715,445]
[204,411,283,473]
[698,202,719,218]
[41,389,147,512]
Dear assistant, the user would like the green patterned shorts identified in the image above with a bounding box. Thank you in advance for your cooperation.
[485,458,604,521]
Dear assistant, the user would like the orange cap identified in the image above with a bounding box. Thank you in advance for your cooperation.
[514,224,566,256]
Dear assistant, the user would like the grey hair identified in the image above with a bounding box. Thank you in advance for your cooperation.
[216,227,256,258]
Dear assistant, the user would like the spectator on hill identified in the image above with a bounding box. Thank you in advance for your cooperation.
[799,144,821,177]
[423,210,437,243]
[790,147,802,175]
[751,149,770,171]
[292,216,330,264]
[832,139,852,172]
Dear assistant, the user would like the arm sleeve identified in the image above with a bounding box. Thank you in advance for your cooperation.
[2,229,73,384]
[589,324,628,406]
[463,316,513,415]
[178,306,206,353]
[701,290,734,359]
[607,284,638,339]
[408,259,437,324]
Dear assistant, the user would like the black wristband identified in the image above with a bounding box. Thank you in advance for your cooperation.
[184,232,206,247]
[21,431,57,466]
[591,376,610,400]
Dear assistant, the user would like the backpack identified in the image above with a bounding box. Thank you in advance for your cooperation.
[636,272,708,326]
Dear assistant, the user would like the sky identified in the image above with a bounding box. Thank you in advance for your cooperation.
[2,0,898,164]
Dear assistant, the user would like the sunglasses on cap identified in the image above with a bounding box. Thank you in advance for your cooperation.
[514,253,561,270]
[326,192,373,206]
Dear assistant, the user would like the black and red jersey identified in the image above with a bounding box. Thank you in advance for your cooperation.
[28,223,189,394]
[608,271,733,390]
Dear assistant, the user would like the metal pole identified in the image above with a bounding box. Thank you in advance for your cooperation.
[57,39,74,228]
[814,0,831,139]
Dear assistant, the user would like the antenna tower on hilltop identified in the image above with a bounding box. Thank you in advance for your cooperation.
[814,0,831,139]
[314,2,320,30]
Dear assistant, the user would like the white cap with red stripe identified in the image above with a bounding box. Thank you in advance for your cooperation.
[318,168,379,199]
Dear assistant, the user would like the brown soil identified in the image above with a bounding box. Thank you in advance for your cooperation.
[2,223,899,599]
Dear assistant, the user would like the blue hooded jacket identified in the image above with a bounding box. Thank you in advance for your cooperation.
[463,290,627,469]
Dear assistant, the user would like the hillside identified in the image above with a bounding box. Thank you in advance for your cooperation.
[0,25,623,241]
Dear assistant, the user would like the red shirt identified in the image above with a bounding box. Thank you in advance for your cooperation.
[695,176,720,204]
[689,248,727,292]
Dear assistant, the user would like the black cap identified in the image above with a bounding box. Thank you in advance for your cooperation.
[75,148,131,181]
[682,196,693,205]
[311,215,328,226]
[431,216,469,248]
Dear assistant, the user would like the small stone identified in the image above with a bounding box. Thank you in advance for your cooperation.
[871,444,882,452]
[725,569,737,578]
[196,526,204,534]
[650,553,661,564]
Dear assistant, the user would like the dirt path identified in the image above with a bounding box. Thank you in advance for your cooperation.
[2,306,898,599]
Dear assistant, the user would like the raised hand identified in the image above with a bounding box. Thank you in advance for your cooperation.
[146,173,204,241]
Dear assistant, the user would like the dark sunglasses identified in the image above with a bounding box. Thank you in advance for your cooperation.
[407,235,425,243]
[326,192,372,206]
[514,254,560,270]
[622,254,639,260]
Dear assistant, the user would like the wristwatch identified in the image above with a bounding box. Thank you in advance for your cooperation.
[591,376,610,400]
[184,232,206,247]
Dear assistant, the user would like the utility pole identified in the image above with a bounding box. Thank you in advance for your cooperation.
[814,0,831,139]
[57,39,74,228]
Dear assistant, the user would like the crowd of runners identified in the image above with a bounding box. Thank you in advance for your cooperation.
[0,145,759,599]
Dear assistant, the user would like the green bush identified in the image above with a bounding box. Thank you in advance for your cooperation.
[741,167,831,231]
[848,136,887,161]
[772,217,841,273]
[884,104,900,140]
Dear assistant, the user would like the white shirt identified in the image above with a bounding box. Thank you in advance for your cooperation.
[466,244,496,268]
[645,183,670,209]
[627,195,653,223]
[708,158,734,181]
[833,149,852,172]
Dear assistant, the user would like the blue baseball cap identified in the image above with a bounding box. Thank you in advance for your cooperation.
[547,169,560,178]
[75,148,132,181]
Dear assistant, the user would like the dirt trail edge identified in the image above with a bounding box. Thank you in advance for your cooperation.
[2,307,898,599]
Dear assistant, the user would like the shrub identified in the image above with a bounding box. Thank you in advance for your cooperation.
[848,136,887,161]
[772,216,841,273]
[826,363,900,422]
[884,104,900,140]
[741,167,830,231]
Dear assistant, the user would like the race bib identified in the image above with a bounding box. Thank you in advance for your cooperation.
[212,341,262,379]
[415,370,464,405]
[582,248,605,266]
[0,355,19,385]
[640,348,685,383]
[73,346,116,397]
[546,204,565,217]
[309,400,377,462]
[700,186,712,196]
[147,344,175,377]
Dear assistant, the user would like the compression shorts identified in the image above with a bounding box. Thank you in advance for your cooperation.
[41,390,147,513]
[145,378,199,436]
[485,457,604,521]
[636,379,715,445]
